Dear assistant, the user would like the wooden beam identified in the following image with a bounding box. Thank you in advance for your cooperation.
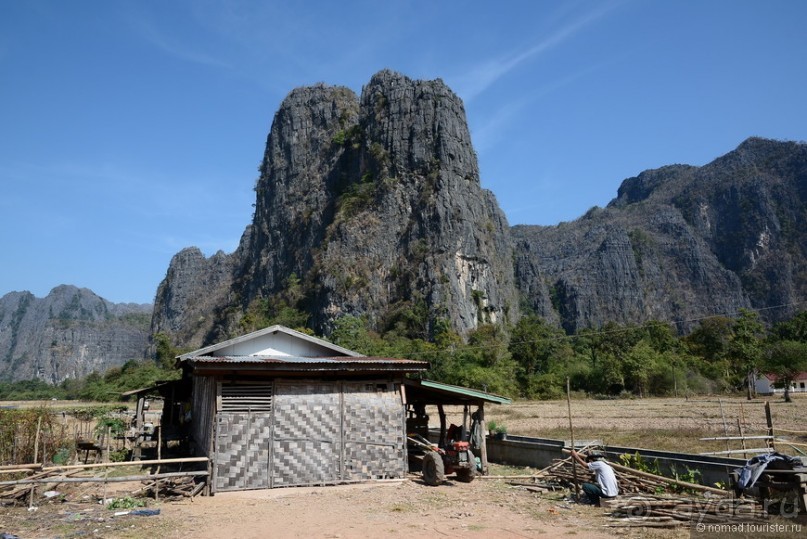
[42,456,209,473]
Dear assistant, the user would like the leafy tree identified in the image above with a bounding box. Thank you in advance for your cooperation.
[623,340,659,398]
[434,325,519,397]
[330,315,388,355]
[509,315,573,376]
[684,316,734,380]
[153,332,178,370]
[639,320,681,353]
[731,309,766,399]
[763,340,807,403]
[772,311,807,343]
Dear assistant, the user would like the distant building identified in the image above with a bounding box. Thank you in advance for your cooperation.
[755,372,807,396]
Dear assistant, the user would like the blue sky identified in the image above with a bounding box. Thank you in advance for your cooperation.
[1,1,805,305]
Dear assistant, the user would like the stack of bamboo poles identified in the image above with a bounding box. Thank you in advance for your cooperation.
[0,457,210,506]
[519,452,774,529]
[604,495,766,529]
[138,475,206,500]
[545,454,727,497]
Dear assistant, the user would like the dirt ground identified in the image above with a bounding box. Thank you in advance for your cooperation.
[1,471,692,539]
[2,396,804,538]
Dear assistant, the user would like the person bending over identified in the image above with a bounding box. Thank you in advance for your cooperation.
[570,450,619,505]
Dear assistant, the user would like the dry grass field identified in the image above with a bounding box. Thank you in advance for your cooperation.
[471,394,807,456]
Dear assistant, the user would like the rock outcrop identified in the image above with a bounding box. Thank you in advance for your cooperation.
[514,137,806,332]
[151,71,806,350]
[152,71,519,348]
[0,285,151,382]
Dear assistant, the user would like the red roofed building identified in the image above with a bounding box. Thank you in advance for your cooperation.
[755,371,807,396]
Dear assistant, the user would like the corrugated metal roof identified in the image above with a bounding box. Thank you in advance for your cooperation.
[184,355,429,374]
[406,379,512,405]
[187,355,427,365]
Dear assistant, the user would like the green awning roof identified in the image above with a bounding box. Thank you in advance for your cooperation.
[404,379,512,405]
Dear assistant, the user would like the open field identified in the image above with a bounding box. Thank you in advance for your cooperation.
[448,394,807,456]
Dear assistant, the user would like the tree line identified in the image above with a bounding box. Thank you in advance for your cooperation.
[1,309,805,402]
[328,308,807,401]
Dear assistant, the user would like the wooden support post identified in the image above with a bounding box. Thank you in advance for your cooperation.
[737,418,748,460]
[103,426,110,505]
[437,404,446,448]
[134,396,145,461]
[765,401,775,451]
[718,399,731,455]
[155,424,162,502]
[478,405,488,475]
[461,405,469,441]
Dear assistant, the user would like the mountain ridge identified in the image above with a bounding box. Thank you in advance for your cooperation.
[3,72,805,381]
[0,285,151,382]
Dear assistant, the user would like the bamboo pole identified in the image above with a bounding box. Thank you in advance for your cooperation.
[29,416,43,509]
[42,456,209,473]
[699,435,773,441]
[699,448,773,456]
[0,464,41,471]
[566,377,579,501]
[608,462,728,495]
[0,470,210,486]
[774,428,807,435]
[0,468,41,475]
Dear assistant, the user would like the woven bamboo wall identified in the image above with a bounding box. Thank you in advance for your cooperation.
[210,379,405,491]
[271,382,342,488]
[342,382,406,481]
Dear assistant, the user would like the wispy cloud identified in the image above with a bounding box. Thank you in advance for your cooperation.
[124,6,232,69]
[471,60,607,156]
[453,2,621,102]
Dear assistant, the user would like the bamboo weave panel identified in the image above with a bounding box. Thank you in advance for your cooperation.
[271,383,341,487]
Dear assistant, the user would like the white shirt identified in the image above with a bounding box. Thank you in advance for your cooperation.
[588,460,619,497]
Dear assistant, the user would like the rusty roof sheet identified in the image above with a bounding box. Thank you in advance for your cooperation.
[183,355,429,373]
[186,355,426,364]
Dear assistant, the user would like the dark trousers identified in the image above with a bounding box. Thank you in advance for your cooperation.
[582,482,609,504]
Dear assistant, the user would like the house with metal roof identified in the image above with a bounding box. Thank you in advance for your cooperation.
[177,325,509,492]
[178,325,429,492]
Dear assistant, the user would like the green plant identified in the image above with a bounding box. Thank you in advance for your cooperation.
[618,451,661,476]
[109,448,130,462]
[488,420,507,435]
[331,130,347,145]
[107,496,145,510]
[669,464,702,493]
[95,415,126,437]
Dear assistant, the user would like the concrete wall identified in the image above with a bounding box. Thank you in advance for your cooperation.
[486,434,747,488]
[485,435,565,470]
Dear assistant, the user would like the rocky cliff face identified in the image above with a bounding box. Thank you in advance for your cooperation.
[151,71,805,350]
[0,285,151,382]
[152,71,519,348]
[514,137,806,332]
